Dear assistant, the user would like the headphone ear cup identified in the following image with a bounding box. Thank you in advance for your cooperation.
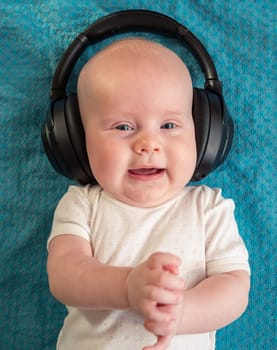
[42,98,67,177]
[64,94,96,184]
[41,94,95,184]
[192,88,233,181]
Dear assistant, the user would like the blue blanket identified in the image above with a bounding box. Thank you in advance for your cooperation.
[0,1,275,349]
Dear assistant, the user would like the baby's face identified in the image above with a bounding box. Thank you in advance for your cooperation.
[78,41,197,207]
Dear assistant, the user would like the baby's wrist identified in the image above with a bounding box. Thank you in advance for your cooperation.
[123,267,134,309]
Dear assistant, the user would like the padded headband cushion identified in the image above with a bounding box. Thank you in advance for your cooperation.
[50,9,221,101]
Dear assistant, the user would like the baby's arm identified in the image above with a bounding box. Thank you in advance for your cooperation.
[47,234,184,315]
[144,270,250,341]
[179,270,250,333]
[47,234,130,309]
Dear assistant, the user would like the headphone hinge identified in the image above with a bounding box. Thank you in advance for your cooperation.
[205,79,223,95]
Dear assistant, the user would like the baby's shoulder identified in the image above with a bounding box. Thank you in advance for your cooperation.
[185,185,223,200]
[182,185,233,210]
[66,184,101,198]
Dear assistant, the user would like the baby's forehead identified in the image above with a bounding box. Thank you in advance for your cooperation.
[77,40,193,126]
[80,38,191,80]
[77,38,193,116]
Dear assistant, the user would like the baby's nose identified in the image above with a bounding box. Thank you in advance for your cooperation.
[133,135,161,155]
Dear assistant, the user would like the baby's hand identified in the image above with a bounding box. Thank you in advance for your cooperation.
[142,264,185,350]
[126,252,184,323]
[142,290,184,350]
[143,302,183,344]
[143,334,173,350]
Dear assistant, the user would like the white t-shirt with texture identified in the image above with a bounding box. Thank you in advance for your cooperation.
[48,185,250,350]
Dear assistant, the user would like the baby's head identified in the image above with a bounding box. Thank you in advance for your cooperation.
[77,38,196,207]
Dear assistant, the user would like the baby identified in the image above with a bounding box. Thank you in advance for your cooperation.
[47,38,250,350]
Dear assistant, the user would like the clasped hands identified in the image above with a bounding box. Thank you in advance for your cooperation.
[126,252,185,350]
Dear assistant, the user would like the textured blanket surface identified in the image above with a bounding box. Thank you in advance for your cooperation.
[0,1,275,349]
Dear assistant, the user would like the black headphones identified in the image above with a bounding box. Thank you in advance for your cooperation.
[42,9,233,184]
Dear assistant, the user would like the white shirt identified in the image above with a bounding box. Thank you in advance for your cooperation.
[48,185,250,350]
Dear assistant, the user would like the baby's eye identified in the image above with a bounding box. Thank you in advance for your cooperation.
[161,122,177,129]
[115,124,133,131]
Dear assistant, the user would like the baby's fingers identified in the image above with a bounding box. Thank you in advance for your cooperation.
[146,285,183,306]
[148,252,181,271]
[143,335,172,350]
[144,318,176,337]
[143,301,176,324]
[151,269,185,292]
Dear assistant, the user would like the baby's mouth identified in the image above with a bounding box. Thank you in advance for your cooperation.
[128,168,164,176]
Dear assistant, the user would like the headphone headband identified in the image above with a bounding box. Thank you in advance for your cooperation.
[51,9,222,101]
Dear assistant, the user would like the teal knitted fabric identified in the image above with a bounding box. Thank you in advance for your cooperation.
[0,1,275,349]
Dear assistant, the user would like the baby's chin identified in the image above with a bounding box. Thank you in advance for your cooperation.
[110,188,180,208]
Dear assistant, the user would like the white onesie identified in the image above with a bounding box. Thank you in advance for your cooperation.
[48,184,250,350]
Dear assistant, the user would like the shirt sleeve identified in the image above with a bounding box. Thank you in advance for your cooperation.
[47,186,92,249]
[204,187,250,276]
